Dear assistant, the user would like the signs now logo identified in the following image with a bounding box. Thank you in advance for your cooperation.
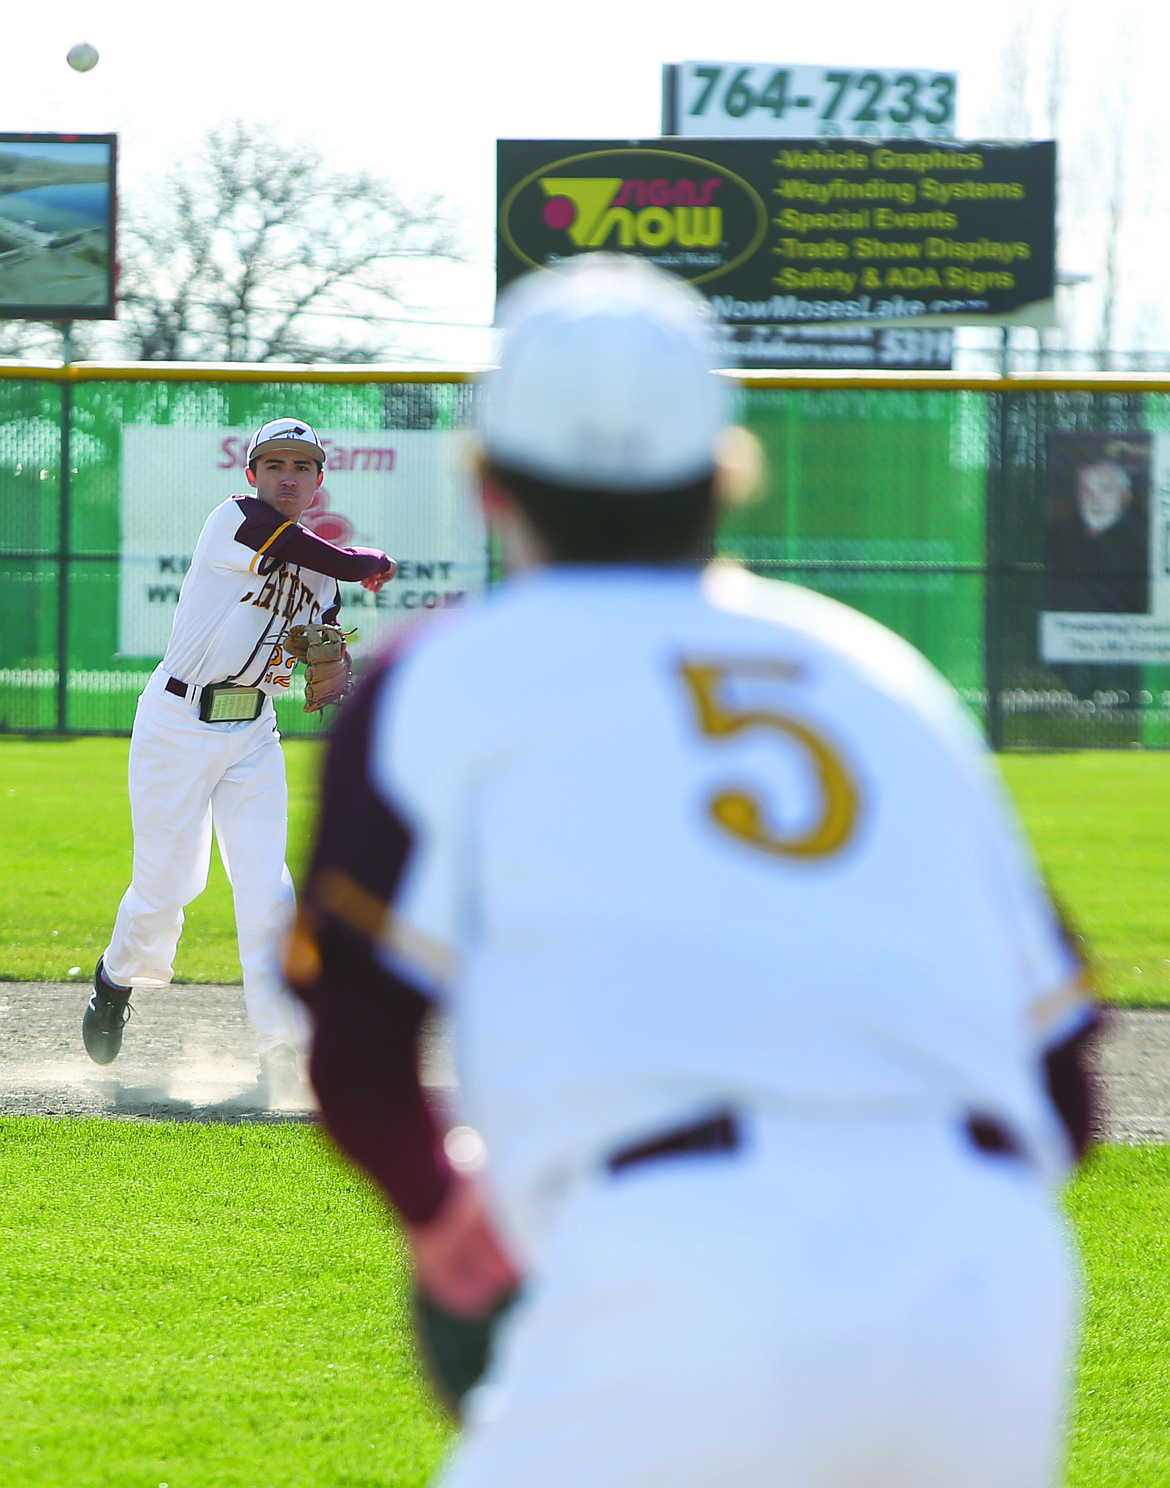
[540,177,724,250]
[499,147,769,286]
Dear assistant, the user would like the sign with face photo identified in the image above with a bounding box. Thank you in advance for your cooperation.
[1038,430,1170,662]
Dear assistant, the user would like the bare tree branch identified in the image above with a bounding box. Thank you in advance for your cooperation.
[113,120,463,362]
[0,320,99,360]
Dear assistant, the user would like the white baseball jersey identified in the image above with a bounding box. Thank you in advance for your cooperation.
[103,487,391,1060]
[367,563,1089,1251]
[163,495,341,695]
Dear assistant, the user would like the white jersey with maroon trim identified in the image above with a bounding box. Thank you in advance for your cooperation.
[163,496,341,694]
[364,563,1091,1251]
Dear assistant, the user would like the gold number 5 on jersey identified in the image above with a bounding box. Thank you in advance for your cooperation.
[678,660,860,859]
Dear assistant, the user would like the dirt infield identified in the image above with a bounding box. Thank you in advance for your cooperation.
[0,981,454,1123]
[0,981,1164,1141]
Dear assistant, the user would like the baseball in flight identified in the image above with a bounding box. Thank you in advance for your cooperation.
[67,43,100,72]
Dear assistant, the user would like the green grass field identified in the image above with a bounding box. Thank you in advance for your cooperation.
[4,739,1170,1482]
[0,1119,451,1488]
[3,738,1169,1003]
[0,1119,1168,1487]
[1066,1146,1170,1486]
[0,736,324,986]
[999,753,1170,1007]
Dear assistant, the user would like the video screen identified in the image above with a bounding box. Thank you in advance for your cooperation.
[0,134,116,319]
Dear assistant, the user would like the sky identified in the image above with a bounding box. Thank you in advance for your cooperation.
[2,0,1163,364]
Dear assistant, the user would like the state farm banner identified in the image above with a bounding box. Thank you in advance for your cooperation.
[497,139,1056,330]
[118,426,486,660]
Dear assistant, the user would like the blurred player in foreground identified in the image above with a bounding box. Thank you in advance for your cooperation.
[288,257,1097,1488]
[84,418,396,1096]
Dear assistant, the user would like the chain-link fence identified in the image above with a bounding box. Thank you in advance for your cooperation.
[3,364,1169,746]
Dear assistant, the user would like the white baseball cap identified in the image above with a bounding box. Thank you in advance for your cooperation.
[478,255,729,493]
[247,417,327,467]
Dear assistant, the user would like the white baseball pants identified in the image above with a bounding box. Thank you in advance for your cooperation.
[103,667,307,1054]
[441,1114,1077,1488]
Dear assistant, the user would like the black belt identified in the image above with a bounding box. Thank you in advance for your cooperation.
[165,675,193,699]
[604,1109,1024,1176]
[607,1110,739,1174]
[965,1113,1025,1159]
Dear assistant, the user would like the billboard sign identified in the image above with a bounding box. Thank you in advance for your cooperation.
[497,138,1056,330]
[663,63,957,140]
[0,134,116,319]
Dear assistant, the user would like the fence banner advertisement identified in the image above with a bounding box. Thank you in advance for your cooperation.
[1038,430,1170,663]
[118,425,486,661]
[497,138,1056,329]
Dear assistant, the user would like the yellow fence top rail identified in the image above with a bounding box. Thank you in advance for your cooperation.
[2,361,1170,395]
[732,371,1170,392]
[0,361,481,384]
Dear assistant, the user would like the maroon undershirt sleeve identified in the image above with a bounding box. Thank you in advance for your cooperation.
[1044,1011,1103,1162]
[269,523,392,582]
[233,496,393,583]
[302,922,452,1224]
[288,657,454,1224]
[1042,900,1102,1163]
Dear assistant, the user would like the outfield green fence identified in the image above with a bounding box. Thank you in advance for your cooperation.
[2,363,1169,747]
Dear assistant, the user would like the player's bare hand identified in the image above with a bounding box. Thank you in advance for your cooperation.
[407,1172,520,1319]
[361,561,398,594]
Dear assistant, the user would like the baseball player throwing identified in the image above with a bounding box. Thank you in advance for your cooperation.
[288,260,1097,1488]
[84,418,396,1093]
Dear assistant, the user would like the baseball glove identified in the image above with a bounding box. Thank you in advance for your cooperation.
[284,622,353,713]
[412,1285,519,1419]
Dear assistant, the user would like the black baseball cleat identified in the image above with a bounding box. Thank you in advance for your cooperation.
[82,958,133,1065]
